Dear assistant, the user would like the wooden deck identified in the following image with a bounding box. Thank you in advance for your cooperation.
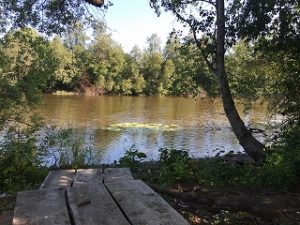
[11,168,189,225]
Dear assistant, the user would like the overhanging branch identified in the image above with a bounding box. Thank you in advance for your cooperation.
[170,5,216,74]
[83,0,104,7]
[180,0,216,8]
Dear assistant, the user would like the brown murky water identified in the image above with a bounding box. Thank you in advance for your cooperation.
[40,95,272,164]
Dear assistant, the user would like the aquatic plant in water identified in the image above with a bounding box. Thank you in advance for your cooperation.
[104,123,180,132]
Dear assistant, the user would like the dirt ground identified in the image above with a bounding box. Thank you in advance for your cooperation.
[153,182,300,225]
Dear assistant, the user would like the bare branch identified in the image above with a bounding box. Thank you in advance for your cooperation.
[190,27,216,74]
[179,0,216,8]
[199,0,216,7]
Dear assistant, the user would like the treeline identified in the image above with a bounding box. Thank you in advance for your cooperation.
[50,24,218,96]
[0,24,296,104]
[1,24,218,96]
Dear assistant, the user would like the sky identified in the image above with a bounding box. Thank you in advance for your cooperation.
[102,0,179,52]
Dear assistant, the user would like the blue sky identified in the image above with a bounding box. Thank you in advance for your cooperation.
[103,0,179,52]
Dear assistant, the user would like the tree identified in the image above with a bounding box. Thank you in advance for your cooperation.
[226,41,270,103]
[150,0,266,162]
[158,59,175,95]
[63,22,90,51]
[0,28,54,130]
[142,52,163,95]
[164,34,218,96]
[130,45,144,68]
[0,1,108,192]
[86,31,126,94]
[0,28,56,192]
[147,33,162,54]
[141,34,163,95]
[123,52,146,95]
[47,36,80,91]
[232,0,300,126]
[0,0,107,34]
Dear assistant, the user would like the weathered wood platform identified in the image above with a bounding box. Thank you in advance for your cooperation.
[12,168,189,225]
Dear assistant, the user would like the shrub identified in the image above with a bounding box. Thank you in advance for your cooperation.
[41,126,96,168]
[0,134,48,194]
[158,148,196,183]
[119,145,147,169]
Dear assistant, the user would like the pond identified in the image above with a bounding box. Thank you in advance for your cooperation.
[40,95,273,164]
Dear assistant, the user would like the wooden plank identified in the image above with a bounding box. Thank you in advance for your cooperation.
[104,168,133,182]
[105,179,190,225]
[73,168,103,183]
[39,169,75,189]
[13,189,71,225]
[0,210,13,225]
[67,169,130,225]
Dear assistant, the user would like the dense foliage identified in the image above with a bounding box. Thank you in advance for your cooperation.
[0,0,108,34]
[0,26,219,97]
[0,28,52,193]
[130,148,299,190]
[4,25,292,100]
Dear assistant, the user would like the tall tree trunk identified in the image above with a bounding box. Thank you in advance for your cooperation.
[216,0,266,162]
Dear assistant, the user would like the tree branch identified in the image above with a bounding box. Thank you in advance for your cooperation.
[179,0,216,8]
[170,5,216,74]
[83,0,104,8]
[190,26,216,74]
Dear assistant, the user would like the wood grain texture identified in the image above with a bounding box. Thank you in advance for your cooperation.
[67,169,130,225]
[13,189,71,225]
[104,168,133,183]
[106,179,190,225]
[39,169,75,189]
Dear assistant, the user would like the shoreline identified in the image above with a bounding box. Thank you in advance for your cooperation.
[51,90,200,98]
[1,153,299,225]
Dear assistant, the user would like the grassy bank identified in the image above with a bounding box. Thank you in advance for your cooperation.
[118,148,300,224]
[1,147,299,224]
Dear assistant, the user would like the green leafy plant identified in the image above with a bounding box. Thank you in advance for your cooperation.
[158,148,195,184]
[0,132,48,194]
[119,145,147,169]
[41,126,96,169]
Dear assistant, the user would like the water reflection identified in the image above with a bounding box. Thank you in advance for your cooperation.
[40,95,269,164]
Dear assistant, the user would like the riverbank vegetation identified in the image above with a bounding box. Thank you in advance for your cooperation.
[118,148,300,224]
[0,24,217,96]
[0,23,287,99]
[0,1,300,224]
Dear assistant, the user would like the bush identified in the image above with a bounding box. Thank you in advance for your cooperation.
[41,126,96,168]
[158,148,196,183]
[0,135,48,194]
[119,145,147,169]
[255,123,300,188]
[153,145,299,189]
